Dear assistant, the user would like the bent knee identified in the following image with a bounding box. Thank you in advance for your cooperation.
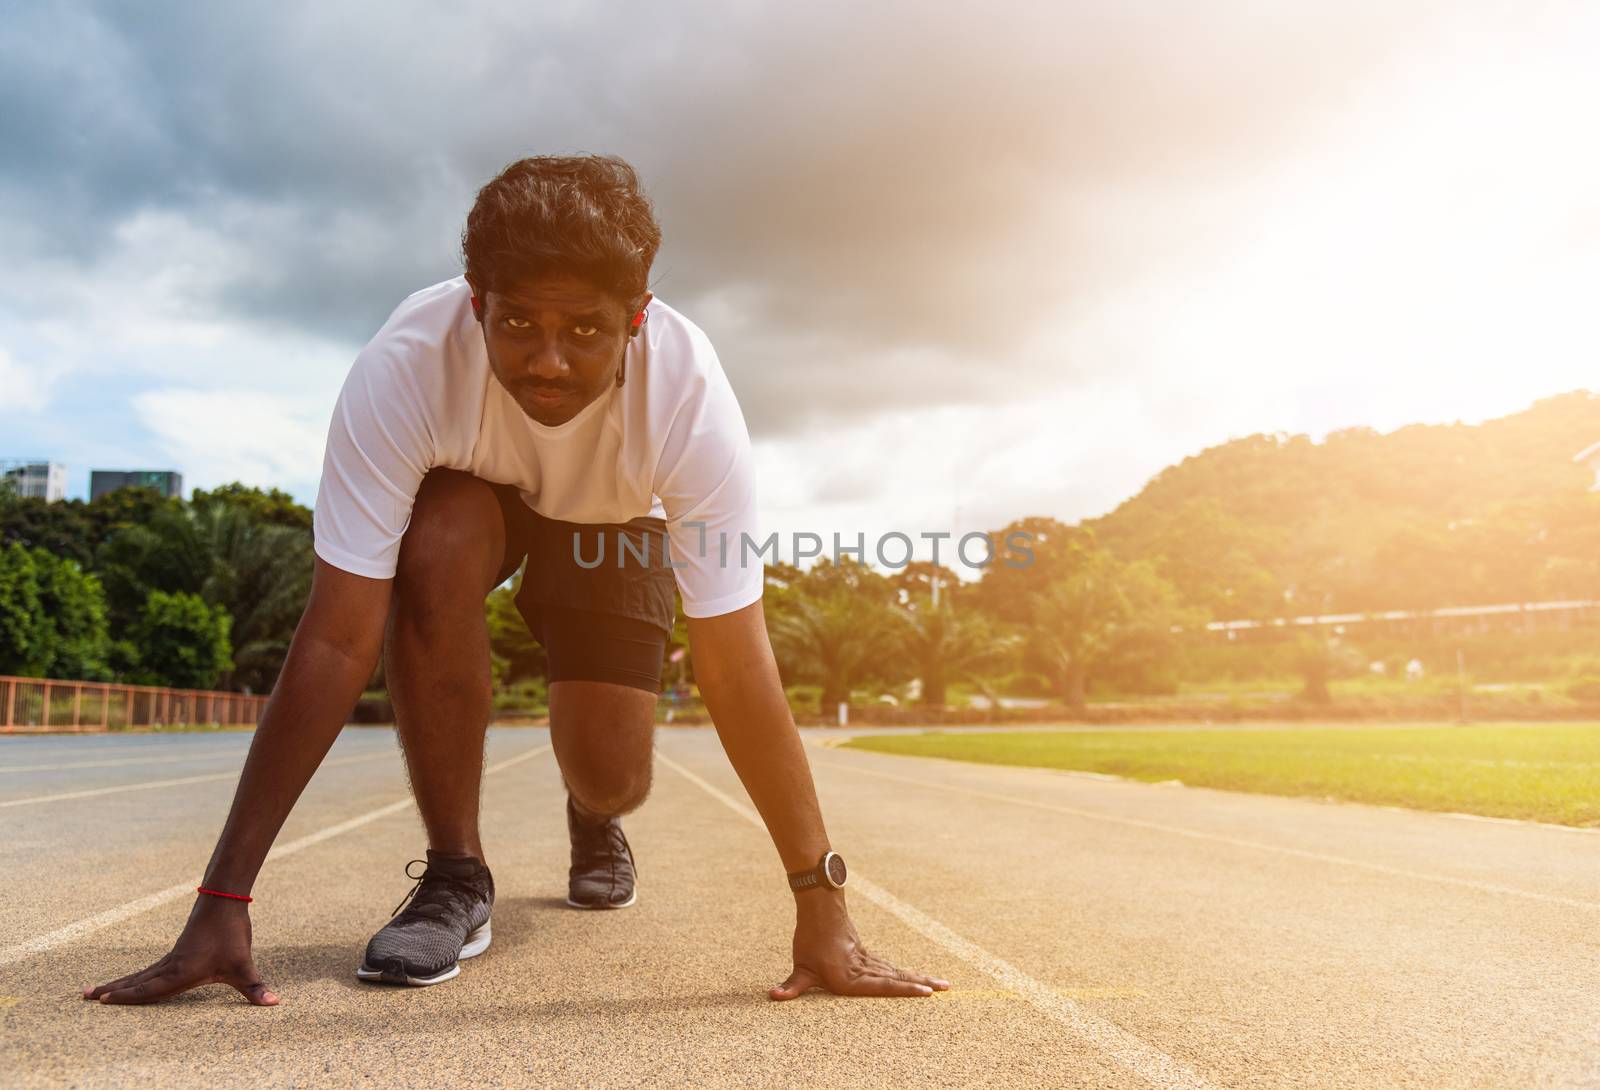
[395,470,504,591]
[565,761,653,818]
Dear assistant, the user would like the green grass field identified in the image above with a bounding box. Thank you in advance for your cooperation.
[841,724,1600,827]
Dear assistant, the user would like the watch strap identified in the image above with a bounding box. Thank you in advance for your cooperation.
[788,850,844,893]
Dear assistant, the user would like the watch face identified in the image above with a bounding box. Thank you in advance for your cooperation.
[824,853,848,888]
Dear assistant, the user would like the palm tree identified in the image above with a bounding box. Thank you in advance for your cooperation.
[895,591,1017,708]
[764,557,909,712]
[767,582,901,712]
[1029,551,1132,708]
[196,503,313,692]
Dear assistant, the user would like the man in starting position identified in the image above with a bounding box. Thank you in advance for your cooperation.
[85,154,947,1005]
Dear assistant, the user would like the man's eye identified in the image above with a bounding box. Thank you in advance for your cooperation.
[573,325,598,337]
[504,317,532,329]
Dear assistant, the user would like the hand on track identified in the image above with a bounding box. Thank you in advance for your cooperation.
[84,897,278,1007]
[771,894,949,1000]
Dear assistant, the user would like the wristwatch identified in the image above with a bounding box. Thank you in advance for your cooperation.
[788,850,848,893]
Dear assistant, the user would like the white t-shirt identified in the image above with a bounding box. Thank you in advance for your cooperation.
[312,276,764,619]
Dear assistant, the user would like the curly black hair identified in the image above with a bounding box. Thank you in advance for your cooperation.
[461,154,661,308]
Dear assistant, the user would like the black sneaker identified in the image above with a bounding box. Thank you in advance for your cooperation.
[566,796,638,909]
[356,850,494,986]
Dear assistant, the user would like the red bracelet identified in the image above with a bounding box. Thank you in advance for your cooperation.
[197,886,253,903]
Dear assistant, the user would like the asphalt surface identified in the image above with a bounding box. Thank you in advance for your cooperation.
[1,725,1598,1089]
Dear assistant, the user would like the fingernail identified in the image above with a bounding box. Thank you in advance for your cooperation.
[916,984,932,994]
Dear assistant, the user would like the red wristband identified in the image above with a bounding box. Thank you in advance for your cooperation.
[197,886,253,903]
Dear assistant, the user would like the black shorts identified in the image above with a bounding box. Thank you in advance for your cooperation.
[488,481,677,694]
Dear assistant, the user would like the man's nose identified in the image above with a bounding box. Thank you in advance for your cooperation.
[525,340,569,380]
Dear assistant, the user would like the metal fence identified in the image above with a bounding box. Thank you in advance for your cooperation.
[0,675,269,732]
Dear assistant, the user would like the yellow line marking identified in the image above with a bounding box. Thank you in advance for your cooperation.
[943,986,1149,1001]
[657,748,1217,1090]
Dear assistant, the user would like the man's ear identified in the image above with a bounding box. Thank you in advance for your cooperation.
[465,277,484,321]
[628,290,655,337]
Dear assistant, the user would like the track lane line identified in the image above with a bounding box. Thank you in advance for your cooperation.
[0,751,396,808]
[0,749,261,773]
[655,748,1217,1090]
[813,755,1600,913]
[0,743,550,967]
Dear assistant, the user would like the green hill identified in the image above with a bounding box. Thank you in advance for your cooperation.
[1083,390,1600,620]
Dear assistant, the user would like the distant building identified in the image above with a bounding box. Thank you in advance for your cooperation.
[2,460,68,502]
[89,469,184,501]
[1573,440,1600,491]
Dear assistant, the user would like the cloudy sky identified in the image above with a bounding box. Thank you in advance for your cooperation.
[3,1,1598,561]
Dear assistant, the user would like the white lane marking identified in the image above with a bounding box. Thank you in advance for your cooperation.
[0,744,549,968]
[0,749,257,773]
[0,737,252,752]
[655,749,1217,1090]
[815,756,1600,913]
[0,751,391,808]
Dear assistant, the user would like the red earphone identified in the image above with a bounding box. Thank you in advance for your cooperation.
[631,309,646,329]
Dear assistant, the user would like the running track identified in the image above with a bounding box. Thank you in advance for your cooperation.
[2,726,1597,1088]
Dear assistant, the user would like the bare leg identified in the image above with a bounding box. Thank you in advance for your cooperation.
[549,680,657,818]
[385,470,509,862]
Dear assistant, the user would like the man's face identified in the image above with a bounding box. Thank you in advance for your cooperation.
[472,274,645,427]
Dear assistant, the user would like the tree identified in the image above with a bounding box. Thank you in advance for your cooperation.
[191,484,313,531]
[765,558,904,711]
[0,491,96,567]
[485,585,546,685]
[1024,546,1191,707]
[0,542,48,675]
[86,486,179,547]
[0,543,112,679]
[1291,633,1365,704]
[34,550,112,680]
[95,503,209,635]
[970,517,1097,626]
[894,586,1018,708]
[196,502,312,691]
[92,491,314,691]
[129,590,233,690]
[1028,549,1130,707]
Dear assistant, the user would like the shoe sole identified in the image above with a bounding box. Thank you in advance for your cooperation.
[566,884,638,910]
[355,920,492,986]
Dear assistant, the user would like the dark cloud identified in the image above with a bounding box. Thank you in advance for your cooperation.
[2,0,1466,434]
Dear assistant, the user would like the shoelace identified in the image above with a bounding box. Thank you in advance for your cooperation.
[389,859,483,918]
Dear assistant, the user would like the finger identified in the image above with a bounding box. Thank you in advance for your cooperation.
[97,969,191,1006]
[769,966,820,1001]
[873,962,951,991]
[226,969,280,1007]
[859,952,951,991]
[84,959,169,1000]
[841,973,936,998]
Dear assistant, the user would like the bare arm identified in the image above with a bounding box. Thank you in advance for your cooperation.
[688,599,948,1000]
[200,558,393,892]
[86,557,392,1005]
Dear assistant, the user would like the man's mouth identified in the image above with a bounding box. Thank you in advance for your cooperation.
[525,386,570,405]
